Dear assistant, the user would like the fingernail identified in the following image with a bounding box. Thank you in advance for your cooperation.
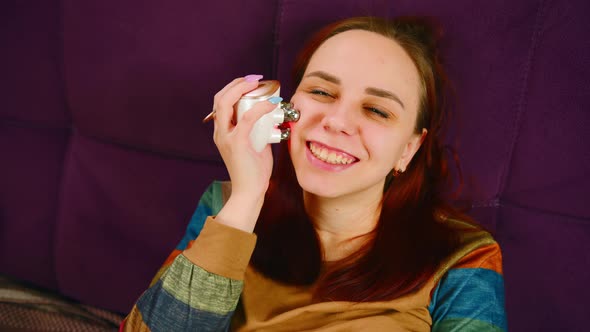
[245,74,263,82]
[268,96,283,104]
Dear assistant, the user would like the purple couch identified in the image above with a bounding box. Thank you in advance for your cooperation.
[2,1,589,330]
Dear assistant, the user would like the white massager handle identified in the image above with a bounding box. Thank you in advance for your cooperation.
[235,87,297,152]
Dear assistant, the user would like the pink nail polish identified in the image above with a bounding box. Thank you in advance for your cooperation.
[245,74,263,82]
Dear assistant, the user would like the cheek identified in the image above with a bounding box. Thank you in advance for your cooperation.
[288,96,321,133]
[289,91,305,112]
[364,130,405,165]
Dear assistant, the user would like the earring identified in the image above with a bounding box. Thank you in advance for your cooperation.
[392,168,404,177]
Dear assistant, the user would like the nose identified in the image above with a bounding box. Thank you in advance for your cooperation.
[320,103,358,136]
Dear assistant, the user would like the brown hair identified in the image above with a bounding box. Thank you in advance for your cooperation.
[251,16,469,302]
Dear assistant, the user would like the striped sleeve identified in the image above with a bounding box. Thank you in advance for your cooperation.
[428,243,507,332]
[148,181,224,287]
[121,181,257,331]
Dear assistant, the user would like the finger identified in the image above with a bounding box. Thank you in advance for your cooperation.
[218,74,264,97]
[214,75,263,113]
[214,77,245,102]
[205,77,243,124]
[215,76,264,130]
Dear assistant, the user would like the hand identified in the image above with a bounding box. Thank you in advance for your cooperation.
[211,75,278,232]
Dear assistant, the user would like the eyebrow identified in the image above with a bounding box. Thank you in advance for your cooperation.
[304,71,341,84]
[304,70,405,109]
[365,87,405,110]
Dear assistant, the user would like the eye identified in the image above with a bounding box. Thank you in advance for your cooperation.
[310,89,333,98]
[365,107,390,119]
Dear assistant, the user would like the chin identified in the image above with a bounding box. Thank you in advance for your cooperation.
[295,173,345,199]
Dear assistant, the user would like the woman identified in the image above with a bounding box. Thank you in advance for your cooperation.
[122,16,506,331]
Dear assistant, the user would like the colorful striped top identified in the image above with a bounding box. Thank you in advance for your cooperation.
[121,181,507,331]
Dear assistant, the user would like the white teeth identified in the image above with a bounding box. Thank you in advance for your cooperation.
[327,152,337,163]
[309,143,354,165]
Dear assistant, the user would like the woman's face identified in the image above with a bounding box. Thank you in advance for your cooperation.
[289,29,425,199]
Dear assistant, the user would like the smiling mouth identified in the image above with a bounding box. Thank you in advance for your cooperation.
[307,141,358,165]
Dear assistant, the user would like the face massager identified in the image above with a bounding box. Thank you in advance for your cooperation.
[235,80,300,152]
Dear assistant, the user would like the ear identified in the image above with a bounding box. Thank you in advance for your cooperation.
[396,128,427,172]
